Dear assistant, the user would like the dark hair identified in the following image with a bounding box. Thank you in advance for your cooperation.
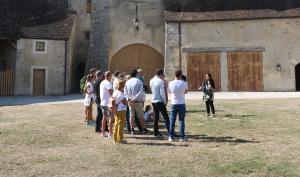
[89,68,97,74]
[156,69,164,76]
[181,75,187,82]
[206,73,215,89]
[96,70,104,77]
[175,70,182,78]
[113,71,121,77]
[145,105,152,112]
[131,69,138,78]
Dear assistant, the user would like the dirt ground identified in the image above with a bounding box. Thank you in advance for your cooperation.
[0,99,299,177]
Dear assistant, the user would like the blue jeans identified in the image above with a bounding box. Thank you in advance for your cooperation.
[169,104,186,138]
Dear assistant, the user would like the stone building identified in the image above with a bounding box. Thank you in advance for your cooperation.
[87,0,300,91]
[165,0,300,92]
[86,0,165,87]
[0,0,77,96]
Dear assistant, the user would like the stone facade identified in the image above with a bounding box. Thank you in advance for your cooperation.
[85,0,165,72]
[165,18,300,91]
[14,26,76,95]
[85,0,110,72]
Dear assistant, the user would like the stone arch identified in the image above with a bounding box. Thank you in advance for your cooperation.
[110,43,164,86]
[296,63,300,91]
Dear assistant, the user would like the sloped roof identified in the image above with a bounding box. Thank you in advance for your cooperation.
[164,0,300,22]
[21,13,75,40]
[0,0,73,40]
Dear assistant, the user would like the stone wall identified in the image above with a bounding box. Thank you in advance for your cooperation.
[14,39,67,95]
[85,0,110,72]
[68,0,92,91]
[165,18,300,91]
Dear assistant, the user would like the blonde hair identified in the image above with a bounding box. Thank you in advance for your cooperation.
[118,80,125,90]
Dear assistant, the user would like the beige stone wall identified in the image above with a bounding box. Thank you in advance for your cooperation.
[109,0,165,63]
[166,18,300,91]
[15,39,66,95]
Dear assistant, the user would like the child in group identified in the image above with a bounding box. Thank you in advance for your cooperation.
[112,80,128,143]
[144,105,154,122]
[83,74,96,125]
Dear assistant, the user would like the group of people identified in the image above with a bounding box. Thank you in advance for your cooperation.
[82,67,216,144]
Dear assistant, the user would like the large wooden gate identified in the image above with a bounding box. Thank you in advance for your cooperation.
[110,44,164,87]
[227,52,263,91]
[187,53,221,91]
[0,68,15,96]
[33,69,46,96]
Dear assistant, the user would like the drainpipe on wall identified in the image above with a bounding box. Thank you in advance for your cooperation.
[178,22,182,70]
[64,40,67,95]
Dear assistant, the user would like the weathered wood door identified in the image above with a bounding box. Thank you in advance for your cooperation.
[227,52,263,91]
[296,63,300,91]
[33,69,45,96]
[187,53,221,91]
[110,44,164,87]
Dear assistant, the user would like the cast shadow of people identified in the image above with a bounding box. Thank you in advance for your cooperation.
[187,134,260,144]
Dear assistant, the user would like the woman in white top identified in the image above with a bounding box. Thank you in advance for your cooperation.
[83,74,96,125]
[112,80,128,143]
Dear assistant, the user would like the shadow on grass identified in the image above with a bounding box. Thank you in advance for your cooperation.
[127,142,189,147]
[187,109,224,113]
[187,135,260,144]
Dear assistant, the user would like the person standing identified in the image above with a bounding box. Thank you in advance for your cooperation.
[168,70,188,142]
[199,73,216,118]
[94,70,104,132]
[112,80,128,143]
[100,71,114,138]
[83,74,96,126]
[125,69,148,134]
[150,69,170,137]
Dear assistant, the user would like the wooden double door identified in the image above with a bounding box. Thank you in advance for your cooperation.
[187,53,221,91]
[187,51,263,91]
[227,52,263,91]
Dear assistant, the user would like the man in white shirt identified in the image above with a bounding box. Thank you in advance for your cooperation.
[100,71,113,138]
[168,70,188,142]
[150,69,170,137]
[124,69,148,134]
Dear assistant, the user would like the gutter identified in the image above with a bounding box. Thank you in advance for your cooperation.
[64,40,67,95]
[178,22,182,70]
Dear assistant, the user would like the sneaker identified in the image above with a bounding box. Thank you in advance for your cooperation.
[131,129,135,135]
[206,114,210,117]
[209,114,215,118]
[108,134,112,139]
[143,128,149,134]
[154,132,163,137]
[179,137,188,142]
[168,137,174,142]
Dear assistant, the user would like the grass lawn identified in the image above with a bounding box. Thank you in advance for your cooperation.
[0,99,300,177]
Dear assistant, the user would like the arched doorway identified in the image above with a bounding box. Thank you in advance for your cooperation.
[296,63,300,91]
[110,44,164,87]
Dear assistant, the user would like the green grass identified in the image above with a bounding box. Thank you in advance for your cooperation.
[0,99,299,177]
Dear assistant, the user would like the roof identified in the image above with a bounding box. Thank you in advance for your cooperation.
[0,0,73,40]
[21,14,75,40]
[164,0,300,22]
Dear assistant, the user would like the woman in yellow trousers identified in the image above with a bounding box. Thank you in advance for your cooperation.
[112,80,128,143]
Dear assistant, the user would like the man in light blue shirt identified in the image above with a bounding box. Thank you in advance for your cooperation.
[150,69,170,137]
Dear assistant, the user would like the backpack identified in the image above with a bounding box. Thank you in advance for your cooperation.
[80,75,87,94]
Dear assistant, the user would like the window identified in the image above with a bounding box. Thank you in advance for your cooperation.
[33,40,47,54]
[86,0,92,14]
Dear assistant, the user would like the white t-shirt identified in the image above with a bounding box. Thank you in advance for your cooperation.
[100,80,113,106]
[113,90,127,111]
[169,80,188,105]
